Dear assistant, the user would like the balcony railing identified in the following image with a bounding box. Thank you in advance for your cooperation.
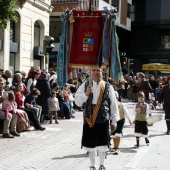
[51,0,78,4]
[51,0,99,8]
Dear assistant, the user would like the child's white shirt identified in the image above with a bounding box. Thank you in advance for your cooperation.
[50,97,60,111]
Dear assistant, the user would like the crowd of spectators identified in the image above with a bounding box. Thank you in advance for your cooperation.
[0,66,169,139]
[0,67,88,138]
[111,71,169,109]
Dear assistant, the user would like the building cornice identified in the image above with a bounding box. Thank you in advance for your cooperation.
[26,0,54,12]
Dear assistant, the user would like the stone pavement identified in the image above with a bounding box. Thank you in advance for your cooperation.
[0,99,170,170]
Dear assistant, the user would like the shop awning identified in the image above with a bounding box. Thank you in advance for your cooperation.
[142,63,170,71]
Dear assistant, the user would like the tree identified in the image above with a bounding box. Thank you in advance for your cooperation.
[0,0,18,30]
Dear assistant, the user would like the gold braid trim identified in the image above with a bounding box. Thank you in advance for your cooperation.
[85,80,106,128]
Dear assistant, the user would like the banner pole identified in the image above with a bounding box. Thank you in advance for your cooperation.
[88,0,92,16]
[88,0,92,85]
[88,0,93,121]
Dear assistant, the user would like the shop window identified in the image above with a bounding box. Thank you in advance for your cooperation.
[160,34,170,49]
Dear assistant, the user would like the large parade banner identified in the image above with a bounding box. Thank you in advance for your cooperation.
[57,13,68,87]
[69,11,104,68]
[57,9,123,86]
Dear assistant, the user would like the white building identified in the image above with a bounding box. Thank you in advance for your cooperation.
[0,0,53,74]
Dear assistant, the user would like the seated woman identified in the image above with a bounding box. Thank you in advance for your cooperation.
[14,82,45,131]
[12,72,28,95]
[2,91,30,133]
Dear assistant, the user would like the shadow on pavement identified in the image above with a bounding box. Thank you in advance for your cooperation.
[119,147,138,153]
[124,125,135,128]
[149,133,166,137]
[51,153,88,160]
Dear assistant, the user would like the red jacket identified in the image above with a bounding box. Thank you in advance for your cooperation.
[14,92,25,110]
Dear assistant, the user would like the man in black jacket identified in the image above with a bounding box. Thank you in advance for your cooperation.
[158,76,170,135]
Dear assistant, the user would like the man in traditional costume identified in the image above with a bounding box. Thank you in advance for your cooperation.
[158,76,170,135]
[75,68,119,170]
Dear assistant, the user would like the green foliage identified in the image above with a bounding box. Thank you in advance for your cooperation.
[0,0,18,30]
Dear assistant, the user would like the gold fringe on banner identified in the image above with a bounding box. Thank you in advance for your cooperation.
[68,63,99,69]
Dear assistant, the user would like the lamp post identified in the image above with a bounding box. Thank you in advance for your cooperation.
[128,58,134,82]
[43,36,55,72]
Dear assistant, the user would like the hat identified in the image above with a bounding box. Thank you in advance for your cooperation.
[137,92,145,98]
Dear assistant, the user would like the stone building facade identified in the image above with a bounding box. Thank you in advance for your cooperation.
[0,0,53,74]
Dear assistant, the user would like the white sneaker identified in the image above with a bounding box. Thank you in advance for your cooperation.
[113,149,119,155]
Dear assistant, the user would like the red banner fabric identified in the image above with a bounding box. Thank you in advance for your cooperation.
[69,11,104,68]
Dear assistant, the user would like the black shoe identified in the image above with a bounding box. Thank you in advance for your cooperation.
[99,165,106,170]
[10,131,20,137]
[36,127,46,131]
[2,133,14,138]
[39,127,46,131]
[89,166,96,170]
[166,130,170,135]
[134,144,139,148]
[145,138,150,145]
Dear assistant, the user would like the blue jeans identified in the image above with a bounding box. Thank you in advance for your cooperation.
[65,100,72,115]
[59,100,65,118]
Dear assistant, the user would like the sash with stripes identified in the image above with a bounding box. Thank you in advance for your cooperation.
[85,80,106,128]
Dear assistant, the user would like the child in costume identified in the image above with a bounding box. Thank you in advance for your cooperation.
[110,91,132,154]
[133,92,150,148]
[49,91,60,124]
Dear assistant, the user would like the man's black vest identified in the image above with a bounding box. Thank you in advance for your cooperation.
[84,81,111,124]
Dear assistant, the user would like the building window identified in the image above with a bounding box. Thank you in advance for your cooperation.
[112,0,119,11]
[10,21,15,42]
[160,33,170,49]
[9,53,15,73]
[34,21,40,47]
[50,18,62,43]
[127,4,131,18]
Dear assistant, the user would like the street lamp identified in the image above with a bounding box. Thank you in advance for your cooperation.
[43,36,55,72]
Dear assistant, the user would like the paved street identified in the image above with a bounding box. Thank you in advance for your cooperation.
[0,99,170,170]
